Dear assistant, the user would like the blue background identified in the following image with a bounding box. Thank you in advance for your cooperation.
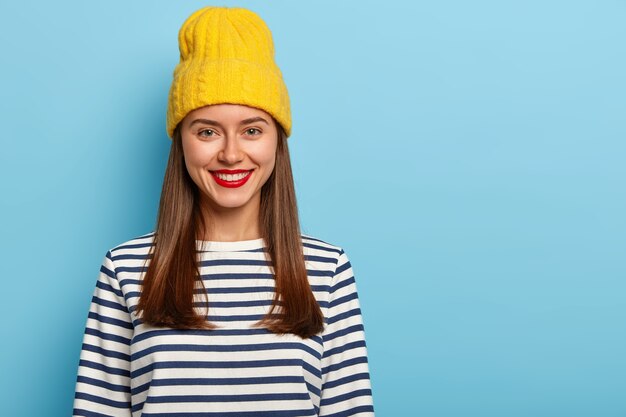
[1,1,625,416]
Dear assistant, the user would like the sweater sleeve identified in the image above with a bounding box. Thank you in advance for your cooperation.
[73,250,134,417]
[319,249,375,417]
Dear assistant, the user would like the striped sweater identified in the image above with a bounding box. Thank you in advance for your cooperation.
[73,232,374,416]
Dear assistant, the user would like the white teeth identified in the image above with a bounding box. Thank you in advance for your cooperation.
[214,171,250,181]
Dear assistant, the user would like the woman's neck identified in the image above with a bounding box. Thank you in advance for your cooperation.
[197,196,262,242]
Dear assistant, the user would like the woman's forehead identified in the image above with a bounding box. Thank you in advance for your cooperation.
[185,104,272,122]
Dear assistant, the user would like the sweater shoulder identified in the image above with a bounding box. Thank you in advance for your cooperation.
[301,233,344,258]
[109,231,155,256]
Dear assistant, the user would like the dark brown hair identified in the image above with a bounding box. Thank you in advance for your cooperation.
[136,122,324,338]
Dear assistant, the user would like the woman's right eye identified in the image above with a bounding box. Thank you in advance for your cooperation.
[198,129,215,137]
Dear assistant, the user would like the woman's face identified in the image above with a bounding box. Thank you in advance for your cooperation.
[180,103,278,214]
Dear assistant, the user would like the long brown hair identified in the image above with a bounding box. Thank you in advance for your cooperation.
[136,122,324,338]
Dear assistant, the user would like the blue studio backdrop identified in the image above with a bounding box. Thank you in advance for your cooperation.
[0,1,625,416]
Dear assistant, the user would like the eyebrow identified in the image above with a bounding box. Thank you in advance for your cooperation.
[188,117,269,129]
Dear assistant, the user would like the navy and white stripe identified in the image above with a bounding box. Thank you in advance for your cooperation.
[73,232,374,416]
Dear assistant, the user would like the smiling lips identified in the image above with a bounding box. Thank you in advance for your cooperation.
[210,169,254,188]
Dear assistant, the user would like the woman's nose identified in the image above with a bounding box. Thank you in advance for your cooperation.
[217,136,244,164]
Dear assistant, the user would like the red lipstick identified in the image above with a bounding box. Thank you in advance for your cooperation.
[210,169,253,188]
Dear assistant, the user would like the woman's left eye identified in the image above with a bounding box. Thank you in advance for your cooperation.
[245,128,261,135]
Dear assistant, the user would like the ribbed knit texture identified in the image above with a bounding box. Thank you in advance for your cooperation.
[166,7,292,138]
[73,232,374,416]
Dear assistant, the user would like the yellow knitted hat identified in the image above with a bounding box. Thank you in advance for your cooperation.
[166,6,291,138]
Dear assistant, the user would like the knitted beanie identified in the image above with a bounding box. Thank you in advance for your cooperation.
[166,6,291,138]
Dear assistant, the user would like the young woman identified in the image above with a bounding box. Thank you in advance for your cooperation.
[73,6,374,416]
